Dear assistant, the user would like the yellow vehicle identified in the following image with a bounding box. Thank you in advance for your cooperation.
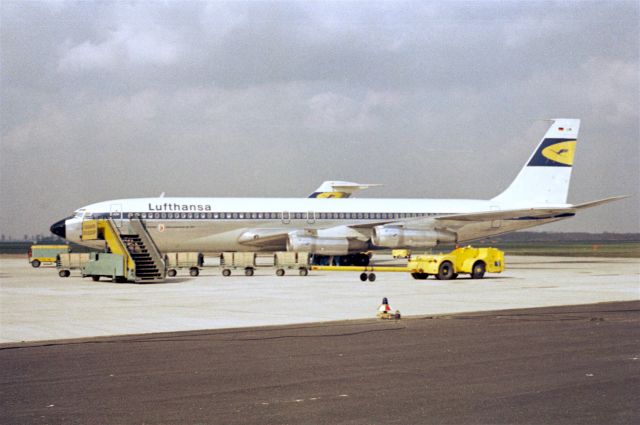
[408,246,504,280]
[28,245,70,268]
[312,246,504,282]
[391,249,411,259]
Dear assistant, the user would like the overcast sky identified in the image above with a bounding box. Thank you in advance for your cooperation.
[1,0,638,238]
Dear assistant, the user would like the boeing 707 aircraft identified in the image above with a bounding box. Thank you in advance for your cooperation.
[50,119,623,266]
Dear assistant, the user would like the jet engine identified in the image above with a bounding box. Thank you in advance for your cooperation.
[287,234,367,255]
[371,226,457,248]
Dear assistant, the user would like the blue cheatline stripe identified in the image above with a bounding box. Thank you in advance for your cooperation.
[88,212,575,222]
[506,213,575,220]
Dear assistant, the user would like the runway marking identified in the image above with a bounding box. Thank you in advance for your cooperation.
[258,393,350,406]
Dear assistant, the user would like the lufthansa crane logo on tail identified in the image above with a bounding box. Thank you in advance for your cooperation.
[528,139,577,167]
[309,192,349,198]
[542,141,576,166]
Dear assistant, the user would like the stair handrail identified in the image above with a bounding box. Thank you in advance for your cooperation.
[129,217,166,278]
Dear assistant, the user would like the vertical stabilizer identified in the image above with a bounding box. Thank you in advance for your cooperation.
[492,119,580,205]
[309,181,382,198]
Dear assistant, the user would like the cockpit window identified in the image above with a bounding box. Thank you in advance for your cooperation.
[73,210,86,218]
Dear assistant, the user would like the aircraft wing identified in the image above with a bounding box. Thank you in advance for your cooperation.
[389,196,628,229]
[236,196,628,248]
[345,207,577,232]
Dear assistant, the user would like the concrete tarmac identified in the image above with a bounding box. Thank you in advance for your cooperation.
[1,255,638,343]
[1,301,639,425]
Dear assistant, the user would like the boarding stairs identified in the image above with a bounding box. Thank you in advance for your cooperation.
[118,218,166,283]
[81,217,166,283]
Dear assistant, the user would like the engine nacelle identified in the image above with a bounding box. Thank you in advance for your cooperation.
[287,234,367,255]
[371,226,457,248]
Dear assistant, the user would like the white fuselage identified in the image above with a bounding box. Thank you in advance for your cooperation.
[61,197,567,253]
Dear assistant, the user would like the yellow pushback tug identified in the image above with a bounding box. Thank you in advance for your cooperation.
[311,246,504,282]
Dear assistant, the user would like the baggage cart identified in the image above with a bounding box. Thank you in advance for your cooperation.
[220,252,257,276]
[274,252,310,276]
[56,253,91,277]
[165,252,204,277]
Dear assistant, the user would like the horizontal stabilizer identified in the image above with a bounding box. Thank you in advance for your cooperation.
[572,196,629,210]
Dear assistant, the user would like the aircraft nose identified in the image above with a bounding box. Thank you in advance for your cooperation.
[50,219,66,239]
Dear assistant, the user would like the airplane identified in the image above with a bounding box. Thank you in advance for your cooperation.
[50,119,624,266]
[308,181,381,198]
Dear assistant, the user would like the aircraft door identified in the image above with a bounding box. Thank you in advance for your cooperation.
[282,211,290,225]
[110,203,123,228]
[307,211,316,224]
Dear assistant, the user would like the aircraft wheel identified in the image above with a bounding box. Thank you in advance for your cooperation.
[367,273,376,282]
[299,268,308,276]
[190,267,200,277]
[222,269,231,277]
[276,269,285,276]
[359,272,368,282]
[167,269,177,277]
[245,268,254,277]
[437,261,454,280]
[31,260,41,268]
[471,261,486,279]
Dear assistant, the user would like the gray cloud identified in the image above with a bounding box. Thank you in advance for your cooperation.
[1,0,638,238]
